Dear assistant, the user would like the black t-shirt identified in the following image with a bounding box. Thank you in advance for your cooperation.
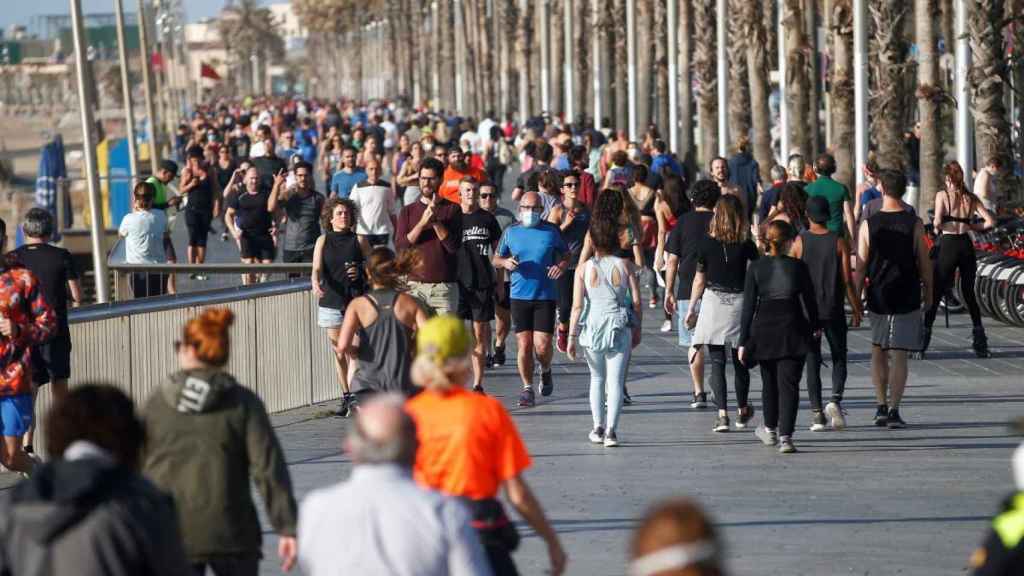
[320,230,366,309]
[228,189,273,234]
[666,210,714,300]
[250,155,286,193]
[696,237,760,293]
[457,209,502,289]
[184,168,215,215]
[230,133,251,160]
[10,243,79,320]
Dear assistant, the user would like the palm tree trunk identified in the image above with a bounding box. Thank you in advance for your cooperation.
[940,0,954,67]
[1013,0,1024,174]
[830,0,855,192]
[745,0,774,179]
[728,0,751,144]
[576,0,590,121]
[441,0,455,110]
[870,0,910,171]
[614,0,628,131]
[655,0,670,136]
[764,0,778,69]
[968,0,1015,200]
[915,0,943,210]
[679,0,696,171]
[637,0,653,131]
[551,0,563,116]
[804,0,821,157]
[693,0,718,163]
[516,0,535,117]
[784,0,810,160]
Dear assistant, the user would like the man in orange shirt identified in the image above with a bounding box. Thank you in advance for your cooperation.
[405,315,567,576]
[439,147,486,204]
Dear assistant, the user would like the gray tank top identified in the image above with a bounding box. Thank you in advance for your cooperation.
[351,289,413,394]
[800,230,843,319]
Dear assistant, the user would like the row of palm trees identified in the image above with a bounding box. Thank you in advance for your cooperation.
[218,0,1023,204]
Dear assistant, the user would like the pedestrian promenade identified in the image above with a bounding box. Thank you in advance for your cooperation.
[259,313,1024,575]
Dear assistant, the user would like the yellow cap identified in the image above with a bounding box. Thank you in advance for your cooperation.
[416,315,472,364]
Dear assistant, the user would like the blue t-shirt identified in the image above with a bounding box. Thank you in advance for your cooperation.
[330,170,368,199]
[860,186,881,207]
[497,222,568,301]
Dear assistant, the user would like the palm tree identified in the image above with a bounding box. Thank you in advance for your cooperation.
[784,0,810,160]
[613,0,627,130]
[744,0,774,180]
[869,0,909,171]
[915,0,943,209]
[693,0,718,162]
[728,0,751,145]
[679,0,696,171]
[654,0,670,137]
[576,0,590,122]
[515,0,535,117]
[829,0,855,192]
[969,0,1015,202]
[1013,0,1024,173]
[218,0,285,95]
[804,0,820,157]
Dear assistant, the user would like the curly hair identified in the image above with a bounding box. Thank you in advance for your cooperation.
[689,179,722,210]
[321,196,358,232]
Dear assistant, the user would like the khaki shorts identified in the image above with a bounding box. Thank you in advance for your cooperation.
[408,281,458,316]
[870,310,923,351]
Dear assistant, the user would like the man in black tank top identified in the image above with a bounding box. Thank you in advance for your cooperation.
[853,170,934,429]
[798,197,862,431]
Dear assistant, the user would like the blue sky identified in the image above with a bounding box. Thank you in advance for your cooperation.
[1,1,277,34]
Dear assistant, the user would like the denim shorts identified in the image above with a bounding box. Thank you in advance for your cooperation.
[676,299,699,347]
[0,394,33,437]
[317,306,344,329]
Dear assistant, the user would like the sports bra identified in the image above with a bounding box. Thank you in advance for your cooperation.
[940,215,973,225]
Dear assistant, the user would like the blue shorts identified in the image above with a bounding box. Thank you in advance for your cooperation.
[677,299,699,347]
[317,306,344,329]
[0,394,33,437]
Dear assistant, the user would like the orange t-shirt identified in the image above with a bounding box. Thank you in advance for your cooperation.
[438,165,487,204]
[405,387,532,500]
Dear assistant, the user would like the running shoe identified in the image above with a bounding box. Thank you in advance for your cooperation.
[755,425,778,446]
[648,298,658,309]
[603,431,619,447]
[24,445,33,455]
[712,415,730,433]
[825,401,846,430]
[778,436,797,454]
[221,232,230,242]
[556,328,569,354]
[485,353,495,368]
[472,384,485,394]
[887,407,907,429]
[873,404,889,427]
[623,386,633,405]
[188,273,199,280]
[195,273,208,281]
[809,410,827,432]
[691,392,709,409]
[518,387,536,408]
[336,393,354,418]
[736,406,755,429]
[589,427,605,444]
[660,319,672,332]
[540,370,554,396]
[492,346,506,366]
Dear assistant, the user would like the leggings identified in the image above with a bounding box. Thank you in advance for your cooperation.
[805,313,848,410]
[925,233,982,330]
[760,356,805,437]
[707,344,749,412]
[556,269,576,327]
[585,338,631,432]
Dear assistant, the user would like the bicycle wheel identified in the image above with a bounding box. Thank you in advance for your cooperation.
[1006,266,1024,326]
[991,263,1018,325]
[975,257,1001,318]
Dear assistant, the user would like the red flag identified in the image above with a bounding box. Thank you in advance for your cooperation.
[200,63,221,81]
[150,51,164,72]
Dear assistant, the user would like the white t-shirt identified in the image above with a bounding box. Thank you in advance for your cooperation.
[349,181,396,236]
[118,209,168,263]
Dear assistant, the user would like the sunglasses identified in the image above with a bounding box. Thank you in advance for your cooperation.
[562,181,579,188]
[480,193,494,199]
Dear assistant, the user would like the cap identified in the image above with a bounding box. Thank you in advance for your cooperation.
[806,195,830,224]
[416,315,471,364]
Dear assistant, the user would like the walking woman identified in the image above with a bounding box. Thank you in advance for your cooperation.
[922,161,995,358]
[628,163,660,309]
[553,170,591,354]
[142,308,298,575]
[312,197,368,417]
[739,221,819,453]
[567,206,642,447]
[336,247,429,400]
[686,194,759,433]
[654,173,691,331]
[396,140,424,206]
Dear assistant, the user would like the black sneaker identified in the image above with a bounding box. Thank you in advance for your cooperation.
[540,371,554,396]
[23,445,33,455]
[712,415,730,432]
[492,346,506,366]
[472,384,485,394]
[690,392,709,409]
[623,385,633,405]
[337,393,354,418]
[485,353,495,368]
[873,405,889,427]
[518,387,536,408]
[809,410,827,432]
[736,406,755,429]
[887,407,907,429]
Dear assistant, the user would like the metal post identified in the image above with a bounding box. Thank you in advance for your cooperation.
[563,0,574,122]
[954,0,973,180]
[592,0,603,130]
[495,0,507,116]
[540,0,551,113]
[667,0,679,153]
[626,0,637,140]
[70,0,110,303]
[778,0,789,164]
[716,0,728,156]
[853,0,869,187]
[432,2,440,107]
[114,0,138,180]
[136,0,158,174]
[455,0,464,112]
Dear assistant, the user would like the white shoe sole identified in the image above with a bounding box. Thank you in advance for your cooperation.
[755,427,778,446]
[809,423,826,432]
[603,438,619,447]
[825,403,846,430]
[589,434,603,444]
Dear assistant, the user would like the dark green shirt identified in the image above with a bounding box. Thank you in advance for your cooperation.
[805,176,851,234]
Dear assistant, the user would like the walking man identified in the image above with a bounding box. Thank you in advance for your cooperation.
[349,158,396,249]
[805,154,856,241]
[854,170,933,428]
[268,160,324,269]
[480,182,516,367]
[329,146,367,200]
[493,191,570,407]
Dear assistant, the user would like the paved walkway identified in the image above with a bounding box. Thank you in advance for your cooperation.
[257,313,1024,575]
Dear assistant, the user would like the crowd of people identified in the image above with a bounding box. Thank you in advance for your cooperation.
[0,94,1017,574]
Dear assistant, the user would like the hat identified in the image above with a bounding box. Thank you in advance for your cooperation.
[416,315,471,365]
[806,196,830,224]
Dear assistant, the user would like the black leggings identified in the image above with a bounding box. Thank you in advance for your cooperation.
[556,268,575,327]
[760,356,805,437]
[707,345,749,412]
[925,233,982,330]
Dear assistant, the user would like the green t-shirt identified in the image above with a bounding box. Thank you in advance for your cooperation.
[805,176,850,234]
[146,176,168,208]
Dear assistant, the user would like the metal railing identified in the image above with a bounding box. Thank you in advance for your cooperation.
[107,262,314,301]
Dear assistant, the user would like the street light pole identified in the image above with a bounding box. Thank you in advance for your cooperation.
[114,0,138,180]
[626,0,637,140]
[853,0,869,187]
[563,0,574,123]
[667,0,679,153]
[540,0,551,113]
[716,0,728,156]
[954,0,973,179]
[591,0,603,130]
[70,0,111,303]
[778,0,788,164]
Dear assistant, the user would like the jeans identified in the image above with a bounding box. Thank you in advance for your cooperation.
[806,313,848,410]
[760,356,805,437]
[584,332,631,432]
[707,344,749,412]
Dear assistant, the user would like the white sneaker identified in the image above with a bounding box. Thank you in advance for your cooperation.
[660,319,672,332]
[588,427,605,444]
[825,401,847,430]
[603,431,619,447]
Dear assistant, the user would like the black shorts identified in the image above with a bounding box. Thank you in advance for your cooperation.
[131,273,166,298]
[185,210,213,247]
[364,233,390,248]
[239,232,276,260]
[510,299,557,334]
[495,281,512,309]
[459,286,496,322]
[31,323,72,385]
